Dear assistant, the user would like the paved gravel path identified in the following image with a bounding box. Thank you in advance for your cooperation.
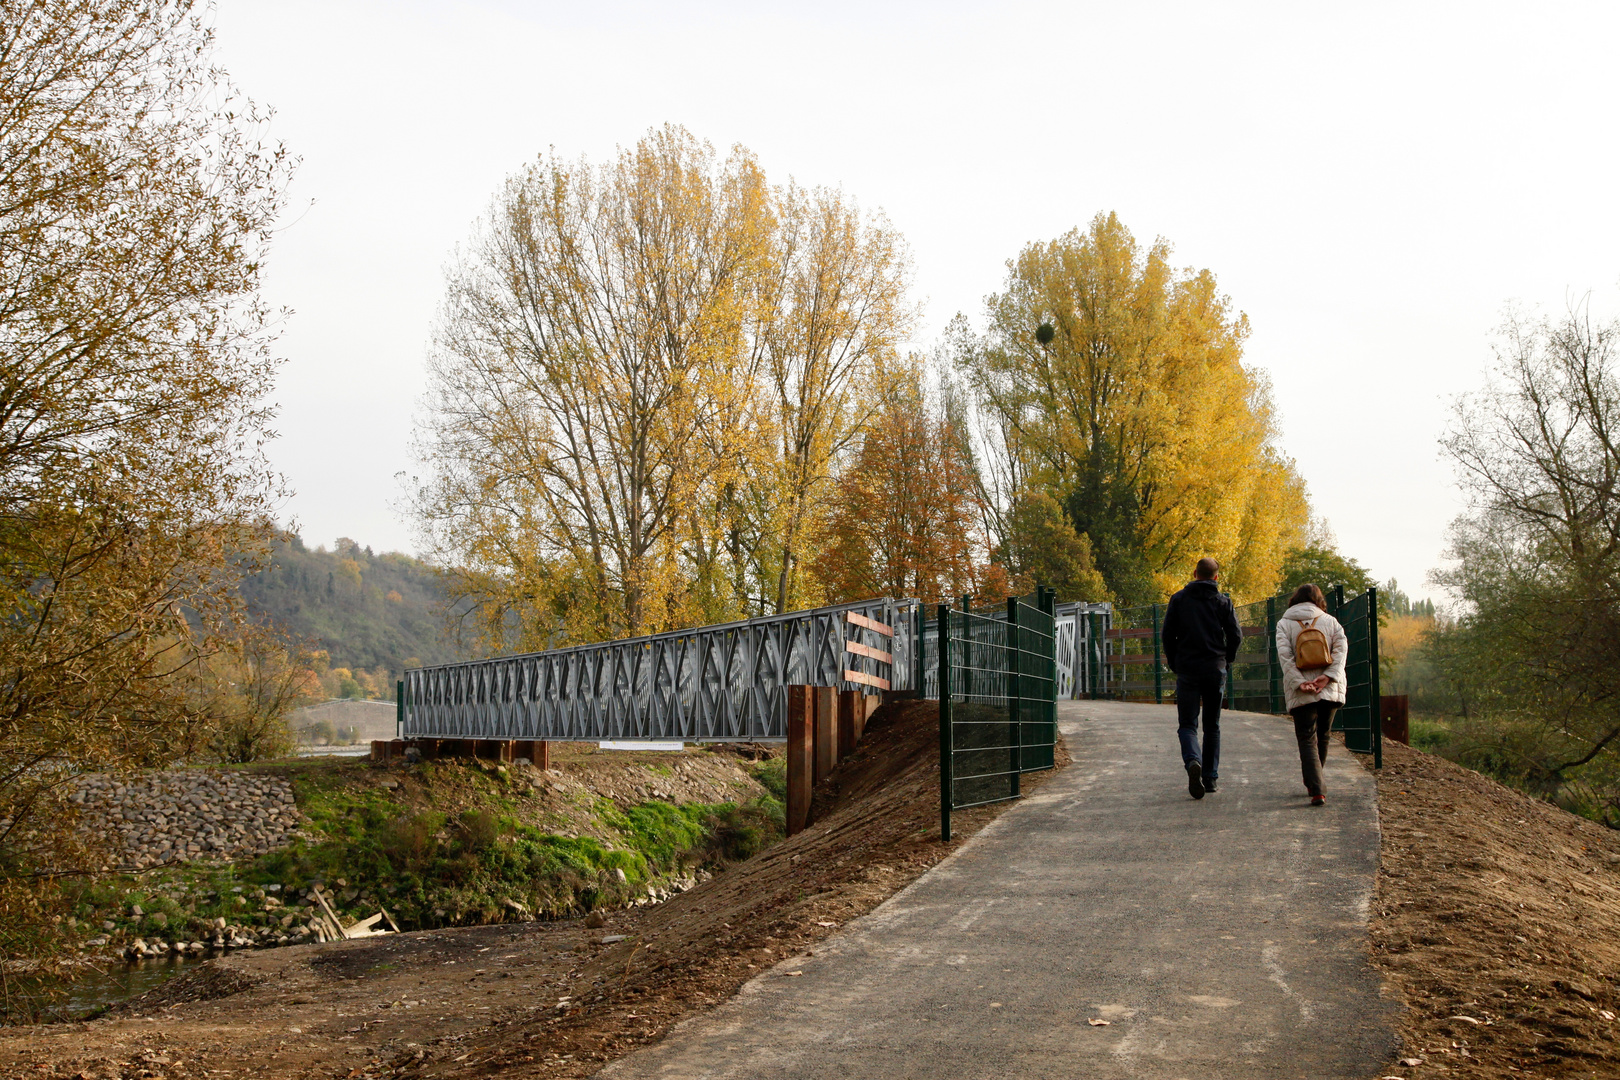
[601,700,1398,1080]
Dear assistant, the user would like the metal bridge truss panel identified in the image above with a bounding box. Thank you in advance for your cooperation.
[402,598,922,742]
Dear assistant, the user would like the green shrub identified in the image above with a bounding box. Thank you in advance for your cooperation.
[455,809,499,853]
[750,758,787,802]
[1408,716,1454,753]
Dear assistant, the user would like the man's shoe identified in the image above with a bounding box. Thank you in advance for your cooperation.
[1310,794,1326,806]
[1203,778,1218,794]
[1187,760,1205,799]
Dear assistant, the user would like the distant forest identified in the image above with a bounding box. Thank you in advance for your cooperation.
[239,535,459,698]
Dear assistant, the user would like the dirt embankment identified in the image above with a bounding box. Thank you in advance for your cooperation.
[1366,738,1620,1079]
[0,700,1067,1080]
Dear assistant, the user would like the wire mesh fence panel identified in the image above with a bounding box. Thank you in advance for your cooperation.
[936,590,1060,838]
[1012,594,1057,771]
[946,609,1017,809]
[1329,586,1380,757]
[1105,604,1165,703]
[1229,597,1280,714]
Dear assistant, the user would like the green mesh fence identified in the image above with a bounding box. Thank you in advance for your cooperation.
[937,589,1058,841]
[1104,586,1382,764]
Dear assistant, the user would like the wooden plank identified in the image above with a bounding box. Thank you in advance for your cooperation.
[843,668,891,691]
[845,640,893,664]
[1105,627,1155,639]
[813,686,836,784]
[846,611,894,637]
[787,686,812,835]
[837,690,859,761]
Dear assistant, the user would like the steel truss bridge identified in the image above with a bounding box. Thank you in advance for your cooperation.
[401,597,1119,743]
[401,598,923,743]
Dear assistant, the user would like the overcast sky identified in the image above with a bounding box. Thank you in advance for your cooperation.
[211,0,1620,603]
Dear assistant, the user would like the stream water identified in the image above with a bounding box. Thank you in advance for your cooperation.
[12,953,214,1022]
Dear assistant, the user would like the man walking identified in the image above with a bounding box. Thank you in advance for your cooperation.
[1161,557,1242,800]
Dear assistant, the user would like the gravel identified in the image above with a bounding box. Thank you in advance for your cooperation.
[69,769,304,869]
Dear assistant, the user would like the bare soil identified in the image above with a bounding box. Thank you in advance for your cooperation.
[1364,738,1620,1079]
[13,709,1620,1080]
[0,700,1068,1079]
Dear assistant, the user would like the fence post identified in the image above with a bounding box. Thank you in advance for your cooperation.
[1266,597,1281,714]
[938,603,953,843]
[396,680,404,737]
[1007,596,1021,799]
[1087,612,1100,699]
[1369,586,1382,769]
[1150,604,1163,703]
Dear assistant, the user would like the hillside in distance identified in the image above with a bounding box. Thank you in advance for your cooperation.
[239,535,463,688]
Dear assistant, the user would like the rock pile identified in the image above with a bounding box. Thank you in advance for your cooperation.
[69,770,303,869]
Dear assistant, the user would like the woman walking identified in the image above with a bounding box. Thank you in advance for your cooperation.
[1275,584,1348,806]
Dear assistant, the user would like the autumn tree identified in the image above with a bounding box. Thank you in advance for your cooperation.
[416,127,918,646]
[0,0,293,976]
[952,212,1308,604]
[1422,303,1620,825]
[742,185,914,613]
[997,490,1110,602]
[814,361,1001,605]
[416,127,767,648]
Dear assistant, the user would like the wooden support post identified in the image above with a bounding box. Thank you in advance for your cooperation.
[458,739,480,759]
[837,690,859,761]
[787,686,813,836]
[813,686,836,784]
[389,739,405,760]
[371,740,386,762]
[527,740,550,770]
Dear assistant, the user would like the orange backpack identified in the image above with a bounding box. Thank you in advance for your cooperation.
[1294,616,1332,671]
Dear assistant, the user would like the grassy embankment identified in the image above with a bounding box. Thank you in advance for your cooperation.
[58,753,787,952]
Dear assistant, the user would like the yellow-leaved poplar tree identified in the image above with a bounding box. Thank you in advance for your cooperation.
[954,212,1308,604]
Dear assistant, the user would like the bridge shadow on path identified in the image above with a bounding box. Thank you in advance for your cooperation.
[600,700,1400,1080]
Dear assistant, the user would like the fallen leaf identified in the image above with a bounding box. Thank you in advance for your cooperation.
[784,971,803,977]
[1087,1018,1111,1026]
[1399,1058,1425,1066]
[1447,1015,1482,1025]
[816,921,838,927]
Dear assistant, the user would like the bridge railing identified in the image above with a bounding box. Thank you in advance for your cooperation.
[401,597,921,743]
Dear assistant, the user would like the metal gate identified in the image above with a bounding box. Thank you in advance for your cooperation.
[937,588,1058,841]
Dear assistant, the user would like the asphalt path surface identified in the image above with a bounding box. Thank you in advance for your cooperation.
[600,700,1398,1080]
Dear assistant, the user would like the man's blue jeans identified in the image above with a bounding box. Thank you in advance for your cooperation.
[1176,667,1225,779]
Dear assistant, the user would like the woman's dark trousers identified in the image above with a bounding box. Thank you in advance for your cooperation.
[1291,701,1339,796]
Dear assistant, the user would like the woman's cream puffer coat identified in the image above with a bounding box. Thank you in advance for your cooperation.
[1275,602,1349,711]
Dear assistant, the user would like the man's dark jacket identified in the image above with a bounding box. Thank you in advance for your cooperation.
[1161,579,1242,674]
